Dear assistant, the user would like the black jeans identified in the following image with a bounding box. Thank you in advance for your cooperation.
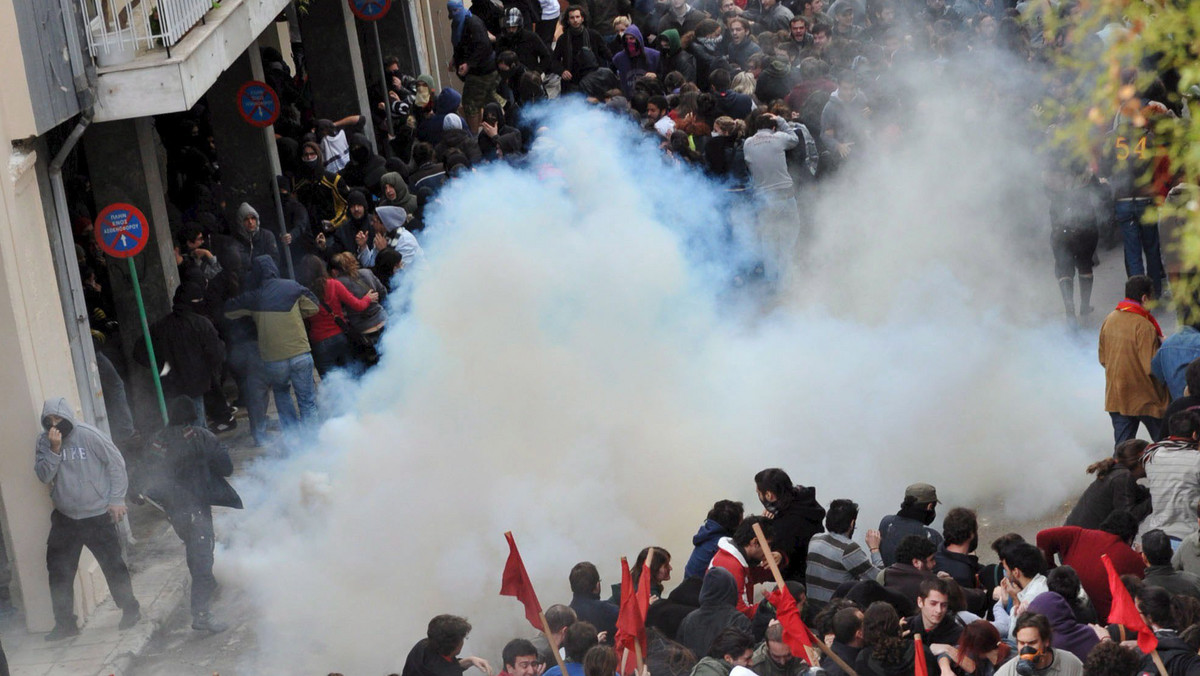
[168,506,216,616]
[46,510,139,626]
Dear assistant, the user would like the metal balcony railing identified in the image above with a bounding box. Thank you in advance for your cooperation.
[81,0,213,65]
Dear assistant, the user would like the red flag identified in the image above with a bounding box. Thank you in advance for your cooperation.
[765,586,816,667]
[614,558,644,675]
[500,532,543,631]
[913,634,929,676]
[636,554,653,624]
[1102,554,1157,653]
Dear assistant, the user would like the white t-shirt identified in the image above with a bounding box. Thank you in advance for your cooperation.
[538,0,560,20]
[321,129,350,173]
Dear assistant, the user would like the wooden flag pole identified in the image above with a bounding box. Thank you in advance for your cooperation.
[621,648,631,676]
[539,610,571,676]
[751,522,858,676]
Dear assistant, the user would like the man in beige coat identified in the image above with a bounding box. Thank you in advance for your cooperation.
[1099,274,1169,445]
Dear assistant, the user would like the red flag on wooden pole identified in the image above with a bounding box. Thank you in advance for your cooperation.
[1102,554,1158,654]
[913,634,929,676]
[765,586,816,667]
[501,532,544,631]
[614,557,644,675]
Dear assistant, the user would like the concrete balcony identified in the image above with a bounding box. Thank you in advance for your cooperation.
[90,0,290,122]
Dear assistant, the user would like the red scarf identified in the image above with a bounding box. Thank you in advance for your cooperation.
[1116,299,1163,339]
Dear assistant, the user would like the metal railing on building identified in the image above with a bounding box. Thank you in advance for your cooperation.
[81,0,213,66]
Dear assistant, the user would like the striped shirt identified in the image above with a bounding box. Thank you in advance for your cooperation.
[805,532,883,603]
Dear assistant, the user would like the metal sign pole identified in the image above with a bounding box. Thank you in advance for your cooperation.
[128,258,168,425]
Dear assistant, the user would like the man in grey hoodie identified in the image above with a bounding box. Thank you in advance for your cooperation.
[34,397,141,640]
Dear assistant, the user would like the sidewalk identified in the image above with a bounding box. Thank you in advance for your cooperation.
[4,420,261,676]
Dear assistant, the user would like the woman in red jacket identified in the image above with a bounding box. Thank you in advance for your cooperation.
[299,255,377,375]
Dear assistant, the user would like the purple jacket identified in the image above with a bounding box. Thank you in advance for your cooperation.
[611,25,661,96]
[1027,592,1099,663]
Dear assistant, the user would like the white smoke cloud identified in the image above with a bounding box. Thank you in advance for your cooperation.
[219,66,1109,673]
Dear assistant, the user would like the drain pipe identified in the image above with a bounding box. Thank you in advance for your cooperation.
[47,0,109,431]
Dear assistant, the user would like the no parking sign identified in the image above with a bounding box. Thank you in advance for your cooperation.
[94,202,149,258]
[236,80,281,128]
[348,0,392,20]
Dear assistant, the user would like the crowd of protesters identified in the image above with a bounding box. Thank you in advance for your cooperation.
[385,461,1200,676]
[33,0,1200,661]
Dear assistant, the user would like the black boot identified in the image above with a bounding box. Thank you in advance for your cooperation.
[1058,278,1076,317]
[44,621,80,641]
[1079,274,1094,316]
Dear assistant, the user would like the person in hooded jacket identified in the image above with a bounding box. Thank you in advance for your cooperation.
[754,468,826,582]
[379,171,420,214]
[676,567,753,659]
[755,58,794,105]
[339,133,388,197]
[1024,591,1099,664]
[656,29,697,82]
[277,175,317,262]
[224,256,320,426]
[709,516,777,618]
[144,396,242,633]
[363,206,426,270]
[479,102,524,162]
[230,202,281,286]
[293,141,351,233]
[133,282,225,428]
[436,114,484,166]
[417,87,464,146]
[554,6,613,91]
[686,500,745,580]
[497,8,557,72]
[36,397,141,640]
[612,25,661,96]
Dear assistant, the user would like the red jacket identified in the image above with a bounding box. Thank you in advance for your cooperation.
[307,278,371,342]
[1036,526,1145,620]
[709,538,772,618]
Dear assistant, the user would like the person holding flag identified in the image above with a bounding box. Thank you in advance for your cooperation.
[1132,586,1200,675]
[501,532,571,676]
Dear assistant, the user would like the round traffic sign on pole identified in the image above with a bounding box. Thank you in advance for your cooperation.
[349,0,392,21]
[236,80,281,128]
[94,202,150,258]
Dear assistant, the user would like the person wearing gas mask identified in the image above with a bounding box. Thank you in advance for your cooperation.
[754,467,826,583]
[35,397,142,641]
[994,613,1083,676]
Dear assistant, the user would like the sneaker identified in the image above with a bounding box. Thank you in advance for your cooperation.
[119,607,141,630]
[44,623,80,641]
[212,418,238,433]
[192,612,229,633]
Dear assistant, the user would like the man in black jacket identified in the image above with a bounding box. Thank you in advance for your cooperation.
[143,397,242,632]
[135,282,225,429]
[754,467,826,582]
[497,8,556,73]
[567,561,619,637]
[1136,585,1200,675]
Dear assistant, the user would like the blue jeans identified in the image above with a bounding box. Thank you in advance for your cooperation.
[226,341,269,445]
[261,352,318,428]
[1110,412,1163,446]
[311,333,352,376]
[1116,198,1165,292]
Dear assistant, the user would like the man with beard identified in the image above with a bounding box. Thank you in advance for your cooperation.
[754,467,826,582]
[877,483,943,566]
[554,6,612,92]
[709,516,778,618]
[805,500,883,609]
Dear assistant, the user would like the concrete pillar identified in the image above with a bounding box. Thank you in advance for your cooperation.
[298,0,376,145]
[208,50,281,235]
[0,144,90,633]
[82,117,179,433]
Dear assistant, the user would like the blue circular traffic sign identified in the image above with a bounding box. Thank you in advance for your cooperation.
[95,203,150,258]
[348,0,392,20]
[236,81,280,128]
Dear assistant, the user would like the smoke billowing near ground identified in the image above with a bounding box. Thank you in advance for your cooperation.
[220,55,1108,674]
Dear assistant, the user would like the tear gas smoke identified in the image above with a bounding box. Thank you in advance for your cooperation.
[222,60,1108,674]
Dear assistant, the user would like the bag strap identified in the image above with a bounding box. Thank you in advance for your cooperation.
[316,290,363,341]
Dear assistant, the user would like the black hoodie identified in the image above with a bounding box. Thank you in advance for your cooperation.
[340,133,388,196]
[771,484,827,582]
[676,568,752,659]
